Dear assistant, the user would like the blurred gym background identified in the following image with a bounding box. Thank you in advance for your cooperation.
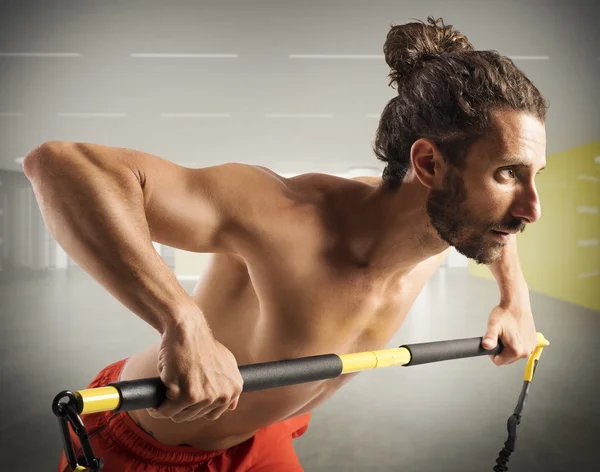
[0,0,598,470]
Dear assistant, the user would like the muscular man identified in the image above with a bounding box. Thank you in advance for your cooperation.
[26,17,546,472]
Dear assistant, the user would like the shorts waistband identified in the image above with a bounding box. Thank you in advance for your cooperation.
[100,409,228,465]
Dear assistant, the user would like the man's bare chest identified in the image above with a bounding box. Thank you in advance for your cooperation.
[239,250,446,356]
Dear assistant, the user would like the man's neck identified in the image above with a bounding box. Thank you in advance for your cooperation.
[340,171,449,275]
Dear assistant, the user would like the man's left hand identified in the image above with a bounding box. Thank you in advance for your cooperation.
[481,303,538,366]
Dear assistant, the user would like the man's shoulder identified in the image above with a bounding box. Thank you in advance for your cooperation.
[350,175,382,186]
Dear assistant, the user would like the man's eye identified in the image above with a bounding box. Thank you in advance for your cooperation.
[500,168,516,179]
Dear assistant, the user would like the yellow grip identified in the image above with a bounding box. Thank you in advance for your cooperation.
[524,332,550,382]
[77,386,121,415]
[340,347,411,373]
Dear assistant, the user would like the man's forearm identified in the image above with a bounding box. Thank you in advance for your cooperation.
[24,142,198,334]
[488,235,529,307]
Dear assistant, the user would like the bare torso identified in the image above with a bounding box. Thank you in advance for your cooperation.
[119,173,448,450]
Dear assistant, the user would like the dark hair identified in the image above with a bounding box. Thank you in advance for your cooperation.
[374,16,548,187]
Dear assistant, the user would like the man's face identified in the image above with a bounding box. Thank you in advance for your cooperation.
[426,110,547,264]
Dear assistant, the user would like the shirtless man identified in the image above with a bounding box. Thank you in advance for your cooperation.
[25,17,546,472]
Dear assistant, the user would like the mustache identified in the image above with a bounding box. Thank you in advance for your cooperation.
[491,219,526,233]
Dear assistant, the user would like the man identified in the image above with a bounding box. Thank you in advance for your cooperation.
[26,17,546,472]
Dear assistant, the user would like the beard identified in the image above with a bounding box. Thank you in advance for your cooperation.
[426,168,524,265]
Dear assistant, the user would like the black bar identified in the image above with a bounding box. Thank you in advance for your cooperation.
[109,354,343,412]
[107,377,166,411]
[239,354,343,392]
[400,337,503,366]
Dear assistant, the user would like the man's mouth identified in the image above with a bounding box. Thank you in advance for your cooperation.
[491,230,512,241]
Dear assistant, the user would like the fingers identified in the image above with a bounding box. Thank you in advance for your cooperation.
[482,322,500,350]
[228,397,239,411]
[489,353,520,366]
[484,316,539,367]
[202,402,236,422]
[147,382,240,423]
[148,403,229,423]
[488,333,535,366]
[167,402,227,423]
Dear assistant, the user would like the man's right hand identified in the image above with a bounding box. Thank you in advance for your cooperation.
[147,312,244,423]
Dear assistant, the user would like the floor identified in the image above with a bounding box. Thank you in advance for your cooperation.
[0,266,598,471]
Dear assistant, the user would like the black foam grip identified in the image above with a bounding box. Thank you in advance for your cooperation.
[108,377,166,412]
[109,354,343,411]
[239,354,344,392]
[401,337,503,366]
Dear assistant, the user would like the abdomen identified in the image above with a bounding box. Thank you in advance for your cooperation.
[119,253,324,448]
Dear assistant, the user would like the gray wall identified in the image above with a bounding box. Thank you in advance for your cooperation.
[1,0,598,280]
[0,0,599,174]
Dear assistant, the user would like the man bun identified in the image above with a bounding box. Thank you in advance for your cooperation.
[384,16,474,89]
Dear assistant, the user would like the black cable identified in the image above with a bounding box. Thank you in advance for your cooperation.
[492,360,538,471]
[493,414,520,472]
[62,411,121,472]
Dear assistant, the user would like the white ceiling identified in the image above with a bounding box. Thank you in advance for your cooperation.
[0,0,599,174]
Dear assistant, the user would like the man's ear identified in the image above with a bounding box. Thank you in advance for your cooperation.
[410,139,446,189]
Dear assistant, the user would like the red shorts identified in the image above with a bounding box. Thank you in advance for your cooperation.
[57,359,310,471]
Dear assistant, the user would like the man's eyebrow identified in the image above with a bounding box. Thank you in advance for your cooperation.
[497,157,546,171]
